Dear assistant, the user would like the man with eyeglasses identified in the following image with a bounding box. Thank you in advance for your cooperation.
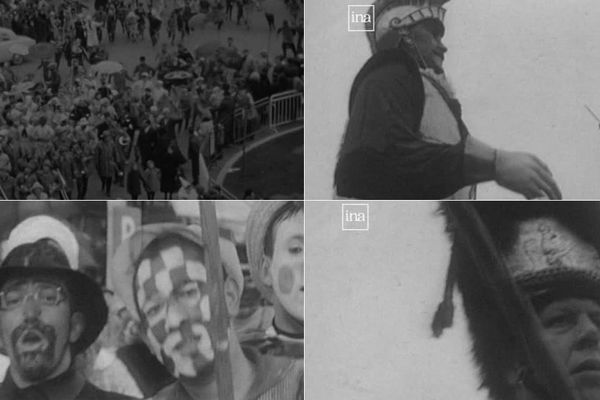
[111,223,304,400]
[0,215,136,400]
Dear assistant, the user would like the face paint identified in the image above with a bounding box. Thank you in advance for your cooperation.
[269,212,304,322]
[135,241,214,378]
[0,279,72,384]
[278,266,295,295]
[11,320,57,381]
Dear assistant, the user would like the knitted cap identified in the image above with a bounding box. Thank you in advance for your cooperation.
[111,223,243,322]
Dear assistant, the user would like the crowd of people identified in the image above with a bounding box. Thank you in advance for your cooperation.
[0,0,304,199]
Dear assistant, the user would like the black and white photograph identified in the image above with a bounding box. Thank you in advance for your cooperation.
[306,201,600,400]
[0,0,303,200]
[306,0,600,199]
[0,200,303,399]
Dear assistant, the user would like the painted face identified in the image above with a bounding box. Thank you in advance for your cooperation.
[0,278,71,382]
[539,298,600,400]
[269,211,304,322]
[409,19,447,73]
[135,241,214,378]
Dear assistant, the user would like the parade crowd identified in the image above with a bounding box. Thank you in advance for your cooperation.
[0,0,304,199]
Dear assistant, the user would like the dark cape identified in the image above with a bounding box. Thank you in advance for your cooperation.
[334,47,468,199]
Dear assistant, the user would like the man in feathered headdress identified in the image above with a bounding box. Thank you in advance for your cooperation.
[443,202,600,400]
[335,0,562,200]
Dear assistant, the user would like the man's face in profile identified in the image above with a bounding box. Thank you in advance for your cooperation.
[539,297,600,400]
[409,19,447,73]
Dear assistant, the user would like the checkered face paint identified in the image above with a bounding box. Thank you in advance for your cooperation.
[135,242,214,378]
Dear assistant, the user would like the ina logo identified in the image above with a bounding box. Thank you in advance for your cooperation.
[348,5,375,32]
[342,204,369,231]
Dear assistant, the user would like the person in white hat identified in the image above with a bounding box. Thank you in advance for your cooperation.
[335,0,562,200]
[244,201,303,358]
[0,216,135,400]
[442,203,600,400]
[111,224,303,400]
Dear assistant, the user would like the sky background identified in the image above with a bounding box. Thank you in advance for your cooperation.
[305,0,600,199]
[306,201,489,400]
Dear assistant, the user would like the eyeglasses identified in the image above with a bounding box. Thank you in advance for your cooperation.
[0,284,66,311]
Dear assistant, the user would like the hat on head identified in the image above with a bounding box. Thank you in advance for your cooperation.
[367,0,449,53]
[0,216,107,355]
[443,202,600,400]
[111,223,243,322]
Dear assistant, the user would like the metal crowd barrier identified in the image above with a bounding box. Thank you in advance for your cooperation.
[231,90,303,143]
[268,90,304,128]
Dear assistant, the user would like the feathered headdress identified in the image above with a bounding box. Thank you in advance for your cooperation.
[438,202,600,400]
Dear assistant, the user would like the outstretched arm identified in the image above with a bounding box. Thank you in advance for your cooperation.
[335,64,562,199]
[464,136,561,199]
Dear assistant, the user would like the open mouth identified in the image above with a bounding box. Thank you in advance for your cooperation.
[572,359,600,374]
[17,330,48,353]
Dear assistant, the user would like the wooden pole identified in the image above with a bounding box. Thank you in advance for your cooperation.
[446,202,577,400]
[199,201,234,400]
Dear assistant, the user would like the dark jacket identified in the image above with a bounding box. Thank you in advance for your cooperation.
[0,367,137,400]
[334,48,468,199]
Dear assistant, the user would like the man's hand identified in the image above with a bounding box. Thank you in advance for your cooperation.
[495,150,562,200]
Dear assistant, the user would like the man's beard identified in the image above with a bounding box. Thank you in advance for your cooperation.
[11,320,59,382]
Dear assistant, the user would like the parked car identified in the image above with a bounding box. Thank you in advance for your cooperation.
[0,27,35,64]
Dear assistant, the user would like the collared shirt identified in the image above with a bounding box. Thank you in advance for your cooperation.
[0,366,138,400]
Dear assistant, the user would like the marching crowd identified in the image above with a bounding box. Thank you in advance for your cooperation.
[0,0,304,199]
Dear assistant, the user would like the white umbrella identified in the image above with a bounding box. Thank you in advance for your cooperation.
[9,43,28,56]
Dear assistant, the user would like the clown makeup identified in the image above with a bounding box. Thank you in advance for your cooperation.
[135,239,214,379]
[269,211,304,324]
[0,279,72,383]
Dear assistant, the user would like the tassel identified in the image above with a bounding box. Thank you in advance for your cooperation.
[431,254,457,337]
